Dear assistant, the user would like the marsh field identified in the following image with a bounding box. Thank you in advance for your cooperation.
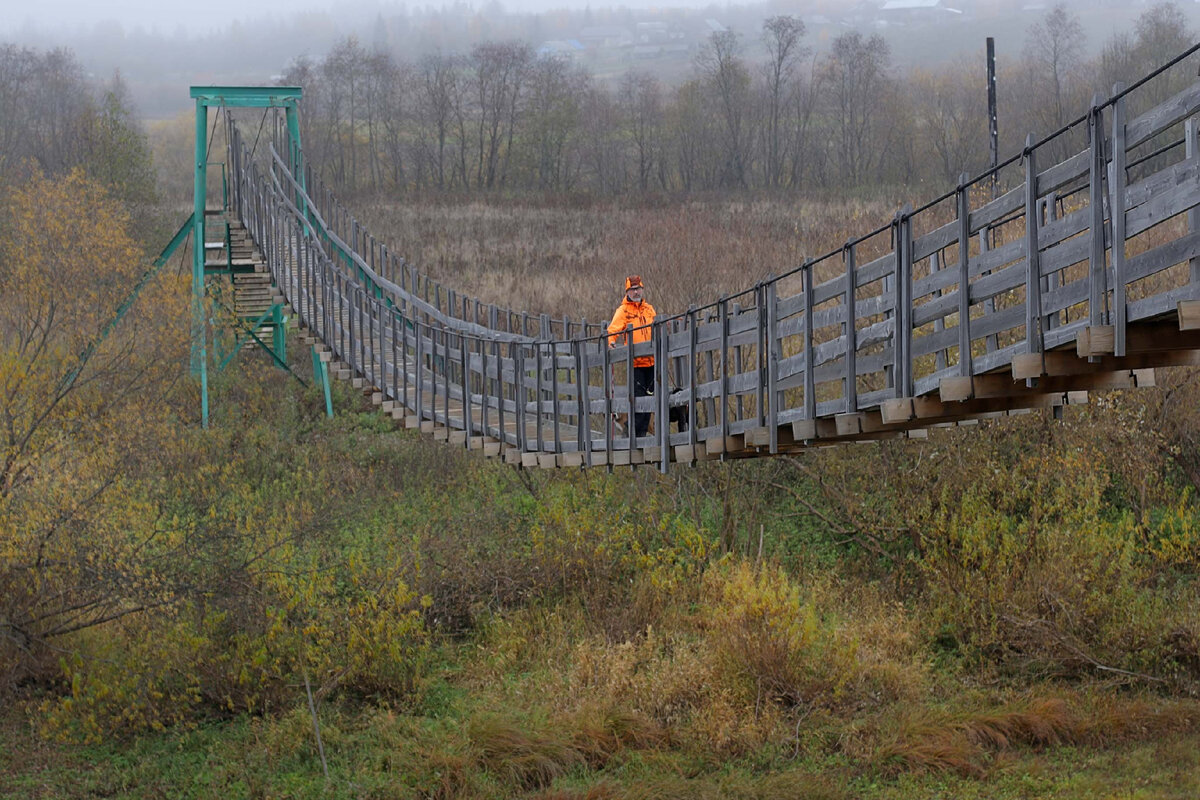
[4,185,1200,799]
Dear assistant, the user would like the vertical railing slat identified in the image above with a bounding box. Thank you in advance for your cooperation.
[1024,134,1044,359]
[957,174,973,377]
[1110,86,1128,357]
[844,245,857,412]
[802,262,815,421]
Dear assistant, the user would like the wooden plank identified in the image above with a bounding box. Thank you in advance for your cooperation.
[1020,348,1200,378]
[968,257,1025,305]
[792,417,839,440]
[1025,135,1044,357]
[843,246,858,413]
[969,183,1025,232]
[941,369,1147,402]
[1124,80,1200,150]
[1111,90,1129,356]
[1125,230,1200,285]
[1180,301,1200,330]
[882,391,1071,425]
[1079,321,1200,356]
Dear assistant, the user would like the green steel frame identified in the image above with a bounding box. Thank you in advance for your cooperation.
[189,86,315,427]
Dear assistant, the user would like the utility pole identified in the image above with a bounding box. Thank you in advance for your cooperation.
[987,37,999,198]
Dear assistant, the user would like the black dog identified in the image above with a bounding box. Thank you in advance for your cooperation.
[668,389,690,432]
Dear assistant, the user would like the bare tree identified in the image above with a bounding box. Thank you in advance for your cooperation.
[619,71,663,193]
[1022,4,1085,139]
[912,60,989,183]
[469,41,531,189]
[823,31,891,187]
[695,30,752,188]
[320,37,372,188]
[416,53,458,190]
[523,56,586,191]
[787,53,825,189]
[760,16,806,188]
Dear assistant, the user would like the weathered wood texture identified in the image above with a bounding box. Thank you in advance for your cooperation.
[229,77,1200,469]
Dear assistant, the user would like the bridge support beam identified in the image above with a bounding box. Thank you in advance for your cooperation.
[189,85,303,428]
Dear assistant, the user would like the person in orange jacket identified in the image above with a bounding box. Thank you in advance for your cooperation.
[608,275,656,438]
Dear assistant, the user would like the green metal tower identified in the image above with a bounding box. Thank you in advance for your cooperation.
[189,86,304,427]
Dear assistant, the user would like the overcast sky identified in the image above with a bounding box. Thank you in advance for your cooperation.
[1,0,695,35]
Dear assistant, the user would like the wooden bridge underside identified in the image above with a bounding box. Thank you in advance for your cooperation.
[222,74,1200,470]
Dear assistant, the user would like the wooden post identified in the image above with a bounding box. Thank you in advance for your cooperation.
[415,318,425,426]
[894,208,914,397]
[400,309,409,411]
[844,245,858,412]
[536,340,545,454]
[442,327,451,433]
[603,332,613,465]
[1188,116,1200,284]
[515,344,526,453]
[1088,95,1109,334]
[1110,85,1128,356]
[551,342,561,456]
[626,323,636,459]
[766,280,779,454]
[931,250,946,371]
[687,308,698,453]
[755,288,766,428]
[496,340,507,445]
[957,174,973,377]
[347,283,357,373]
[718,297,729,450]
[1024,134,1044,358]
[802,261,815,420]
[480,336,490,439]
[461,330,472,445]
[576,338,591,467]
[732,302,744,423]
[656,322,669,473]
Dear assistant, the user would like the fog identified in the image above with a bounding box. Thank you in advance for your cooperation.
[5,0,700,35]
[2,0,1193,119]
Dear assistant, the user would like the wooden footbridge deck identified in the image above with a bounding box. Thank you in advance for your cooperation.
[218,64,1200,471]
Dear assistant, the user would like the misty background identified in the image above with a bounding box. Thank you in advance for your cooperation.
[5,0,1194,119]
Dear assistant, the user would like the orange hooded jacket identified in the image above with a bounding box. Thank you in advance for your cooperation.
[607,297,656,368]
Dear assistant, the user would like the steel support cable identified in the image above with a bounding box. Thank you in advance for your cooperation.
[208,292,309,386]
[57,215,196,396]
[243,48,1200,362]
[287,148,562,342]
[248,107,270,160]
[770,44,1200,301]
[264,143,535,344]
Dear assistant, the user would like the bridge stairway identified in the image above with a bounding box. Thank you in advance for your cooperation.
[205,218,286,342]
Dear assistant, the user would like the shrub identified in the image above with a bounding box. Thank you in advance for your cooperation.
[701,563,926,712]
[918,447,1198,682]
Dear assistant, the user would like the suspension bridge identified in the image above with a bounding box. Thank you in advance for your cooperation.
[178,54,1200,472]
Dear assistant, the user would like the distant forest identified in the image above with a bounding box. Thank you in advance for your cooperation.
[1,2,1197,198]
[267,3,1196,194]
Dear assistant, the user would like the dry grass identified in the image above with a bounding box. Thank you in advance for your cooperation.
[466,708,669,793]
[357,197,896,325]
[470,715,584,790]
[868,693,1200,778]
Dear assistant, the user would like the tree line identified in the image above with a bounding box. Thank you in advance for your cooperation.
[283,2,1195,197]
[0,44,157,208]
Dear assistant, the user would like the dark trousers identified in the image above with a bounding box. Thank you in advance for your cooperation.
[633,365,655,437]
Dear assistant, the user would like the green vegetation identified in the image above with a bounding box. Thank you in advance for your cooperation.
[4,14,1200,796]
[4,270,1200,794]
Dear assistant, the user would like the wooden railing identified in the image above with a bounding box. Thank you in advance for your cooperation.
[229,62,1200,471]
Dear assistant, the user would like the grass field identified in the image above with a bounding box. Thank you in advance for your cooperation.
[4,193,1200,799]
